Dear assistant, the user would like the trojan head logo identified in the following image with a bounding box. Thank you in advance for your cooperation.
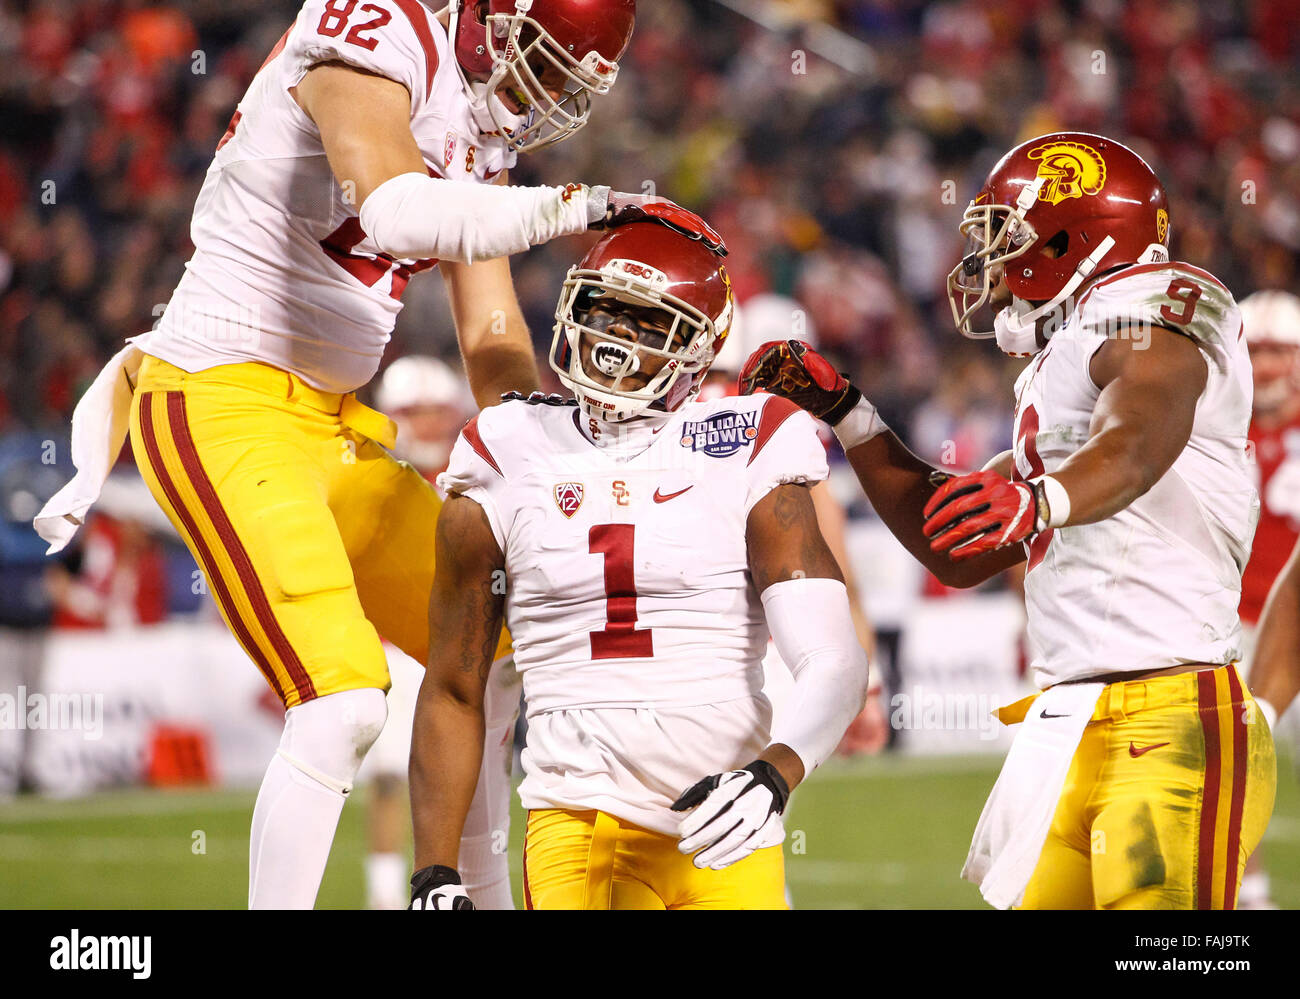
[1026,141,1107,205]
[1156,208,1169,244]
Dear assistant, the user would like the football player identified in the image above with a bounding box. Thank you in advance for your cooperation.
[408,220,870,909]
[35,0,722,909]
[741,132,1275,910]
[1235,290,1300,908]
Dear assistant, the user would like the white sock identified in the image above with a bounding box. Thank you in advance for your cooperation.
[248,688,387,909]
[366,852,409,910]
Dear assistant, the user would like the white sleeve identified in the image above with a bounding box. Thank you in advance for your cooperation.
[762,577,871,773]
[436,413,510,553]
[744,397,829,518]
[284,0,440,115]
[1075,264,1240,374]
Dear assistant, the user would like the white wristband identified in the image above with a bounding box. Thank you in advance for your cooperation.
[1256,698,1279,730]
[1034,474,1071,528]
[833,396,888,451]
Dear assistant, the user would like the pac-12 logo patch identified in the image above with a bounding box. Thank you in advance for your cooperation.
[554,482,584,518]
[679,410,759,457]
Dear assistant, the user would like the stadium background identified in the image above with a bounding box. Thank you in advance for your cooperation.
[1,0,1299,908]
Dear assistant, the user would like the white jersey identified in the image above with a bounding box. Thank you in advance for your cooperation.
[438,393,828,833]
[1013,261,1258,687]
[132,0,514,395]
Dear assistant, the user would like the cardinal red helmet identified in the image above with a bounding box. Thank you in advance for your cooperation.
[449,0,635,154]
[947,132,1170,341]
[551,222,734,423]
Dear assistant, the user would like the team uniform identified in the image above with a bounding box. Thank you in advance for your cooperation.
[438,391,827,909]
[970,262,1275,909]
[126,0,515,707]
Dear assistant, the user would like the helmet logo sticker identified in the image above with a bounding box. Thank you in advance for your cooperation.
[554,482,584,518]
[592,341,639,377]
[679,410,759,457]
[1156,208,1169,243]
[1026,140,1107,205]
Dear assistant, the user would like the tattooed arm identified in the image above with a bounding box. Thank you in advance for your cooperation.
[744,483,856,790]
[410,492,507,871]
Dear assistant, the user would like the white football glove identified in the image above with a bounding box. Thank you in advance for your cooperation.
[409,865,474,910]
[671,760,790,870]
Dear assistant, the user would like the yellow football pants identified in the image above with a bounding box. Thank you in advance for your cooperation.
[523,808,788,910]
[1020,664,1275,910]
[128,355,508,707]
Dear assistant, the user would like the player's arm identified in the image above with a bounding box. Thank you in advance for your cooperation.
[672,483,870,870]
[922,325,1207,558]
[739,340,1025,586]
[439,172,540,405]
[1248,537,1300,726]
[407,492,505,909]
[294,63,724,265]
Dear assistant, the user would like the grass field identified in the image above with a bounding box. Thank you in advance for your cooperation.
[3,751,1299,909]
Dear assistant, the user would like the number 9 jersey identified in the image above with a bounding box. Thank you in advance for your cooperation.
[1012,261,1258,687]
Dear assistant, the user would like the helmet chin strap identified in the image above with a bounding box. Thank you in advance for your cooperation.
[994,234,1116,356]
[447,0,530,137]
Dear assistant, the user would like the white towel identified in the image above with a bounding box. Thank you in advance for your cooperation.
[961,681,1104,909]
[33,344,145,554]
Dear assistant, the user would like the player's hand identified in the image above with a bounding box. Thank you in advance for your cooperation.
[922,470,1042,560]
[409,865,474,910]
[738,340,862,425]
[586,186,727,255]
[671,760,789,870]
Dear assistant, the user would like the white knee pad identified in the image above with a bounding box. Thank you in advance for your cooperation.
[277,688,388,797]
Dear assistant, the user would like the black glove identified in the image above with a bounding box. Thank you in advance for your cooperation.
[671,760,790,870]
[409,865,474,910]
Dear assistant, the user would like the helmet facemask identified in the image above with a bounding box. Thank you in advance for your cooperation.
[474,6,619,154]
[551,267,721,423]
[946,178,1044,340]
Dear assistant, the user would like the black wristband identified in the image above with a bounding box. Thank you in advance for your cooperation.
[744,759,791,814]
[820,383,862,428]
[410,864,462,897]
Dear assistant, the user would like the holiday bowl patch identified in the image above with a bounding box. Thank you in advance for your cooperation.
[679,410,759,457]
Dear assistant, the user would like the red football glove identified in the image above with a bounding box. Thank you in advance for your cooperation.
[737,340,861,425]
[589,189,727,255]
[922,470,1042,560]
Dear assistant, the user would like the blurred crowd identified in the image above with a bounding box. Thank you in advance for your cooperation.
[1,0,1299,624]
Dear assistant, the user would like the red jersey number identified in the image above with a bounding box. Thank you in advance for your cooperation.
[1015,404,1052,571]
[1159,278,1202,326]
[317,0,392,51]
[589,524,654,660]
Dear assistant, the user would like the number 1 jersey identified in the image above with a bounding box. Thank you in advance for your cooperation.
[438,393,829,714]
[1011,262,1258,687]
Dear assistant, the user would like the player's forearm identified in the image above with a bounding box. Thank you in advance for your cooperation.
[460,323,540,407]
[762,577,870,778]
[410,683,486,870]
[844,431,1024,587]
[361,172,593,263]
[1249,544,1300,718]
[1047,424,1159,526]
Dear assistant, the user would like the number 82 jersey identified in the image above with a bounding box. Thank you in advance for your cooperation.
[1011,261,1258,687]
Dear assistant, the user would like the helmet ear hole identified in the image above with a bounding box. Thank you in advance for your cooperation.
[1043,230,1069,258]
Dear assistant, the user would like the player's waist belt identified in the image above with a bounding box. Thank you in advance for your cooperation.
[996,662,1242,726]
[136,354,397,449]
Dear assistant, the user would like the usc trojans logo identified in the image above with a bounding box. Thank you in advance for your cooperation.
[1026,140,1107,205]
[553,482,584,518]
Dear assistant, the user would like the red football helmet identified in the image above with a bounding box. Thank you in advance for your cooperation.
[947,132,1170,350]
[551,222,734,422]
[449,0,635,154]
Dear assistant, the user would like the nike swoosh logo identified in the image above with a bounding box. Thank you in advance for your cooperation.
[653,486,693,503]
[1039,710,1071,719]
[1129,741,1170,758]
